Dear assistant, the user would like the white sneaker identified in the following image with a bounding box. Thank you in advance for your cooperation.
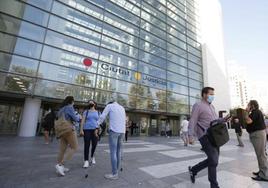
[83,161,89,168]
[63,166,69,172]
[55,164,65,176]
[104,173,119,180]
[91,157,96,165]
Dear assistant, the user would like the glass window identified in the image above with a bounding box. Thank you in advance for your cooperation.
[52,1,103,32]
[140,20,166,40]
[105,1,140,25]
[136,97,166,112]
[190,97,200,106]
[167,25,186,42]
[0,72,35,94]
[139,51,166,68]
[142,1,166,22]
[167,103,189,114]
[167,43,187,58]
[136,85,166,101]
[188,45,201,57]
[140,29,166,48]
[0,33,42,59]
[38,62,96,88]
[167,34,186,50]
[109,0,140,17]
[189,79,203,90]
[139,40,166,58]
[167,92,189,105]
[0,52,38,76]
[98,62,135,83]
[167,72,188,86]
[96,76,136,95]
[0,13,46,42]
[101,35,138,58]
[0,0,49,26]
[188,62,202,73]
[167,62,187,76]
[48,15,101,46]
[99,48,138,70]
[102,22,139,47]
[139,62,166,79]
[167,1,186,19]
[189,70,202,81]
[167,81,188,95]
[167,53,187,67]
[188,53,201,65]
[21,0,52,11]
[41,45,98,74]
[138,73,166,90]
[141,10,166,30]
[45,30,99,59]
[103,12,139,36]
[95,90,136,108]
[189,88,201,98]
[34,79,94,102]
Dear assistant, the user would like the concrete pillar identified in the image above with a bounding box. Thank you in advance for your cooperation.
[18,98,41,137]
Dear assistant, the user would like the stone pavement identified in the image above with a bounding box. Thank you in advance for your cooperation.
[0,131,268,188]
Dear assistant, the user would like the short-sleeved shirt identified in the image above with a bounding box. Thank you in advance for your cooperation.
[181,120,189,132]
[83,110,99,130]
[246,109,265,133]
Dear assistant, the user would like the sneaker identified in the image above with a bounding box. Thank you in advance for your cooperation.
[63,166,69,172]
[91,157,96,165]
[83,161,89,168]
[188,166,195,183]
[104,173,119,180]
[55,164,65,176]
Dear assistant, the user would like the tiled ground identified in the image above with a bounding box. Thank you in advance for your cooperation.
[0,131,268,188]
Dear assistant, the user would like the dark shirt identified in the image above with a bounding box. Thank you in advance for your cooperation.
[233,122,242,133]
[246,109,266,133]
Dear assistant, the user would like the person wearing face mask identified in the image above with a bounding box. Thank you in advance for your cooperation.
[80,100,99,168]
[187,87,221,188]
[244,100,268,182]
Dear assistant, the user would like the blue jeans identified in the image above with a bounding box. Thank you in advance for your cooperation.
[191,135,220,188]
[108,130,124,175]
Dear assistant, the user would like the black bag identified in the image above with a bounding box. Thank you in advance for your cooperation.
[207,119,230,147]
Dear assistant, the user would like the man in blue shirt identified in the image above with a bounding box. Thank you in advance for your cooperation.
[98,93,126,180]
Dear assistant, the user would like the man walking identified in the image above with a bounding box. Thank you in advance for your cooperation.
[188,87,220,188]
[181,116,189,146]
[233,118,244,147]
[98,93,126,180]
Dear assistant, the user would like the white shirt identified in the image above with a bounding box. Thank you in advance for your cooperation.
[98,102,126,133]
[181,120,189,132]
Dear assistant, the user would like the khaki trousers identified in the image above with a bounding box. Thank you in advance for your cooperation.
[57,131,78,164]
[249,130,268,180]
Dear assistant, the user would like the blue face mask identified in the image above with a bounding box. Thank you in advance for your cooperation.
[207,95,214,103]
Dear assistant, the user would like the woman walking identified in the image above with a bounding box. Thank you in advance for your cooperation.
[80,100,99,168]
[55,96,79,176]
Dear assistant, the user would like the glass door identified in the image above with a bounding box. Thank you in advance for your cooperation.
[0,104,22,135]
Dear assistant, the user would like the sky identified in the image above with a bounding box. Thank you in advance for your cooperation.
[220,0,268,83]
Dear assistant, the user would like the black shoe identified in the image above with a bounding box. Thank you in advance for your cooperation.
[188,166,195,183]
[252,171,260,176]
[251,175,268,182]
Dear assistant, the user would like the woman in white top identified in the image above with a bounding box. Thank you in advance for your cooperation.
[181,117,189,146]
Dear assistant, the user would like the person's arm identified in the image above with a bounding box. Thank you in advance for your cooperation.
[188,104,200,143]
[97,105,110,125]
[66,106,80,122]
[80,111,87,136]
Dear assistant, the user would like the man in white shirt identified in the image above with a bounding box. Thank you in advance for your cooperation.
[98,93,126,180]
[181,116,189,146]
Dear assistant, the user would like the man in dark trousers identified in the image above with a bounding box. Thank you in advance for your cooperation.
[188,87,221,188]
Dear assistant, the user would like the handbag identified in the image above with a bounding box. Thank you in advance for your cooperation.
[54,114,73,138]
[207,119,230,147]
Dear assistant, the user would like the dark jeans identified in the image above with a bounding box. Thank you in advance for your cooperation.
[191,135,220,188]
[83,129,98,161]
[125,131,129,141]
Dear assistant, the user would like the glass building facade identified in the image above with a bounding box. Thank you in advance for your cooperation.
[0,0,203,135]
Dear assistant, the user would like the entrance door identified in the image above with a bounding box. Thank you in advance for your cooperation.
[0,104,22,135]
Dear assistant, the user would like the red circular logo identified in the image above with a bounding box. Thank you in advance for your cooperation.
[83,58,92,67]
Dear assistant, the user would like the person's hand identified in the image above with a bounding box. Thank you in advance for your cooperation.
[189,137,195,145]
[80,130,84,136]
[95,130,99,138]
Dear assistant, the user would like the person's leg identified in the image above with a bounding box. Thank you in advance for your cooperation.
[91,130,98,158]
[125,131,128,142]
[250,130,268,180]
[65,131,78,161]
[44,130,49,144]
[185,132,189,145]
[116,133,123,171]
[84,130,90,161]
[109,131,119,175]
[57,137,68,164]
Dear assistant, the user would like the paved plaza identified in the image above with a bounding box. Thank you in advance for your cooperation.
[1,131,268,188]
